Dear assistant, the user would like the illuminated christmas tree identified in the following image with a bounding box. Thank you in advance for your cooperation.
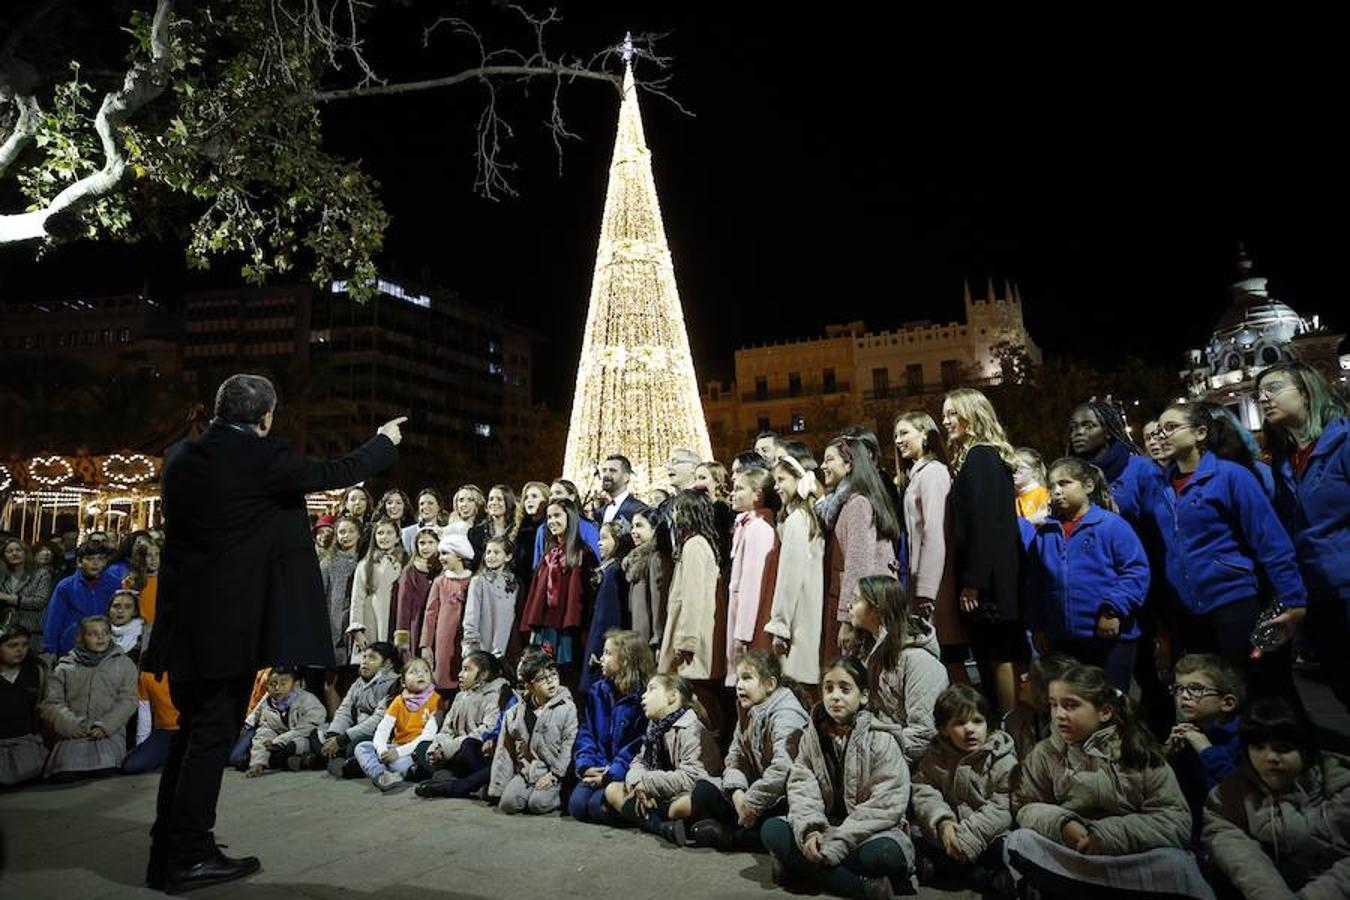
[562,42,712,498]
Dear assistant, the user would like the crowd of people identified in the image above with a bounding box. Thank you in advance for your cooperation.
[2,360,1347,900]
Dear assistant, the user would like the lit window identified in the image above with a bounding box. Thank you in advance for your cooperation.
[791,414,806,433]
[474,423,492,437]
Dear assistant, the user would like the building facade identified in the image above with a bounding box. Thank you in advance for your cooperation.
[1181,253,1348,429]
[703,280,1042,453]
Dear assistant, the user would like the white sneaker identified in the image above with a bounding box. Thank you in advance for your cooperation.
[374,771,404,792]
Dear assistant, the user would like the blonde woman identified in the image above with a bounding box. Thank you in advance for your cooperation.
[941,388,1026,715]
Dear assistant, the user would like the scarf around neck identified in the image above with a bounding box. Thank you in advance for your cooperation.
[268,688,298,713]
[1091,440,1132,485]
[111,619,144,654]
[72,644,114,667]
[403,684,436,712]
[542,544,568,609]
[641,707,687,768]
[815,477,853,531]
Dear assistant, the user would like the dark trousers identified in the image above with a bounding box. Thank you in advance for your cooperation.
[416,738,492,798]
[568,782,619,824]
[1174,596,1300,708]
[1049,638,1137,692]
[1133,603,1176,739]
[761,816,908,899]
[123,729,175,774]
[1306,590,1350,712]
[915,834,1008,893]
[153,675,254,864]
[689,778,785,849]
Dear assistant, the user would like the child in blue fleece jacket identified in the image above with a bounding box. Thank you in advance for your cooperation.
[1167,653,1243,834]
[570,629,652,823]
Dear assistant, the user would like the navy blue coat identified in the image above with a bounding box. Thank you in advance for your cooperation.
[1147,451,1306,616]
[578,560,628,696]
[1270,417,1350,602]
[1026,506,1151,641]
[573,676,645,782]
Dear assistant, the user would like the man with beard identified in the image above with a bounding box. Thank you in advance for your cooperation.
[588,454,645,525]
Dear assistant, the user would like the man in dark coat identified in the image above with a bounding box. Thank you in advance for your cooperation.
[143,373,403,892]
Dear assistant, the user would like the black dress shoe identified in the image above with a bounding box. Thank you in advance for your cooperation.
[688,818,731,849]
[145,853,167,890]
[165,850,261,894]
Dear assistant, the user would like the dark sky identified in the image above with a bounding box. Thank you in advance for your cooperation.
[3,3,1343,408]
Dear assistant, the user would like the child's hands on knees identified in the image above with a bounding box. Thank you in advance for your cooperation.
[481,739,494,757]
[427,745,444,764]
[534,772,558,791]
[633,782,655,815]
[379,748,398,764]
[245,764,265,778]
[939,820,962,859]
[581,766,605,787]
[320,736,340,758]
[731,790,757,827]
[1061,820,1089,849]
[801,831,826,864]
[89,725,108,740]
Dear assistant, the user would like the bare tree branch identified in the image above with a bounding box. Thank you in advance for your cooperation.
[0,0,174,244]
[0,92,40,173]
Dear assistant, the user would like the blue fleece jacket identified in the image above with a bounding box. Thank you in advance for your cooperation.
[42,569,124,655]
[1026,505,1151,641]
[573,677,645,783]
[1148,451,1307,615]
[1270,417,1350,601]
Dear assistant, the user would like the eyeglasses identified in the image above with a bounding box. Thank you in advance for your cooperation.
[529,670,560,686]
[1157,422,1192,437]
[1169,683,1224,700]
[1256,381,1296,401]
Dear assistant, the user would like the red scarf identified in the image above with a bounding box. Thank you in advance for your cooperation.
[542,544,567,609]
[1291,439,1318,480]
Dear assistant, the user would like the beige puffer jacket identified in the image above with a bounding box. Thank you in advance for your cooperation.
[910,729,1016,861]
[40,646,138,738]
[1202,752,1350,900]
[786,706,915,868]
[867,619,949,764]
[625,707,723,802]
[488,688,577,795]
[429,676,509,761]
[242,688,327,767]
[720,686,810,817]
[1012,725,1192,854]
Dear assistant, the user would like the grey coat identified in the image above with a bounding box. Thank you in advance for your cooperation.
[40,646,138,738]
[721,686,810,816]
[867,619,949,764]
[1012,725,1192,855]
[1,568,53,636]
[488,689,578,796]
[626,707,723,802]
[786,707,915,867]
[462,571,515,659]
[429,676,509,761]
[1202,753,1350,900]
[623,542,671,647]
[320,551,358,665]
[243,688,327,767]
[910,729,1016,860]
[326,669,398,747]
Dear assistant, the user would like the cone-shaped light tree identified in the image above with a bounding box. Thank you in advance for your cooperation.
[562,51,712,498]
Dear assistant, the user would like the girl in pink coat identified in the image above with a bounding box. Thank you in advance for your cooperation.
[420,533,474,690]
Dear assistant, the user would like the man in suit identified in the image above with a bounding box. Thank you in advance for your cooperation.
[588,454,646,525]
[144,374,404,892]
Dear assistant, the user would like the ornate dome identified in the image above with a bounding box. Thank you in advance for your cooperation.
[1206,273,1310,375]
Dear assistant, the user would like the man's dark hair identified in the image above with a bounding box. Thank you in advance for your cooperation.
[755,430,781,443]
[604,454,633,475]
[214,374,277,426]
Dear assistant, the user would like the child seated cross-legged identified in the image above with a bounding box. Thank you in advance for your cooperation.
[687,649,809,851]
[313,642,401,778]
[1166,653,1244,835]
[761,655,915,900]
[0,624,48,787]
[415,650,513,799]
[569,630,652,824]
[909,684,1016,898]
[488,647,577,814]
[353,657,441,792]
[604,671,722,845]
[1202,697,1350,900]
[231,667,326,777]
[1008,662,1212,900]
[40,615,138,779]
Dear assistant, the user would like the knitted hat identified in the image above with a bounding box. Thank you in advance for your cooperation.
[312,514,336,532]
[438,532,475,561]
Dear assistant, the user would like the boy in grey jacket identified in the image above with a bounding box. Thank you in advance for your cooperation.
[488,649,577,814]
[308,643,400,777]
[232,668,326,776]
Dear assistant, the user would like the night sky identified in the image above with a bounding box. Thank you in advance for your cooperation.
[2,4,1342,408]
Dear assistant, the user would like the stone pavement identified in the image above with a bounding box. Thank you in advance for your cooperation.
[1,671,1344,900]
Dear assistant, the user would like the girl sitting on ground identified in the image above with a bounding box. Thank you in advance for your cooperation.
[570,629,653,824]
[352,657,441,792]
[416,651,513,799]
[40,615,138,779]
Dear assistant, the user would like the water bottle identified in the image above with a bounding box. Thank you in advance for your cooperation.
[1250,604,1290,660]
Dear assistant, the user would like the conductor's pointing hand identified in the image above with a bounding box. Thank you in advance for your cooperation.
[378,416,408,446]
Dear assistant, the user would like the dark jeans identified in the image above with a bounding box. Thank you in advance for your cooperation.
[761,816,908,899]
[1049,638,1137,691]
[568,782,620,824]
[1133,602,1176,739]
[1174,596,1300,708]
[416,738,491,798]
[153,674,254,865]
[689,778,785,849]
[123,728,175,774]
[915,833,1008,893]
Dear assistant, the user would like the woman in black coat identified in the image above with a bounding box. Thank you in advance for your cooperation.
[942,388,1027,716]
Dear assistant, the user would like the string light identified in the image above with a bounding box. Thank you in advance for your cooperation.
[28,456,74,487]
[562,62,713,497]
[101,453,157,484]
[0,464,11,492]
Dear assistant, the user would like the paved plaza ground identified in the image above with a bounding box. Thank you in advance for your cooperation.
[3,671,1347,900]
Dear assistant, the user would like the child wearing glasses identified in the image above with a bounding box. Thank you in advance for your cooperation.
[1166,653,1244,834]
[487,647,576,815]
